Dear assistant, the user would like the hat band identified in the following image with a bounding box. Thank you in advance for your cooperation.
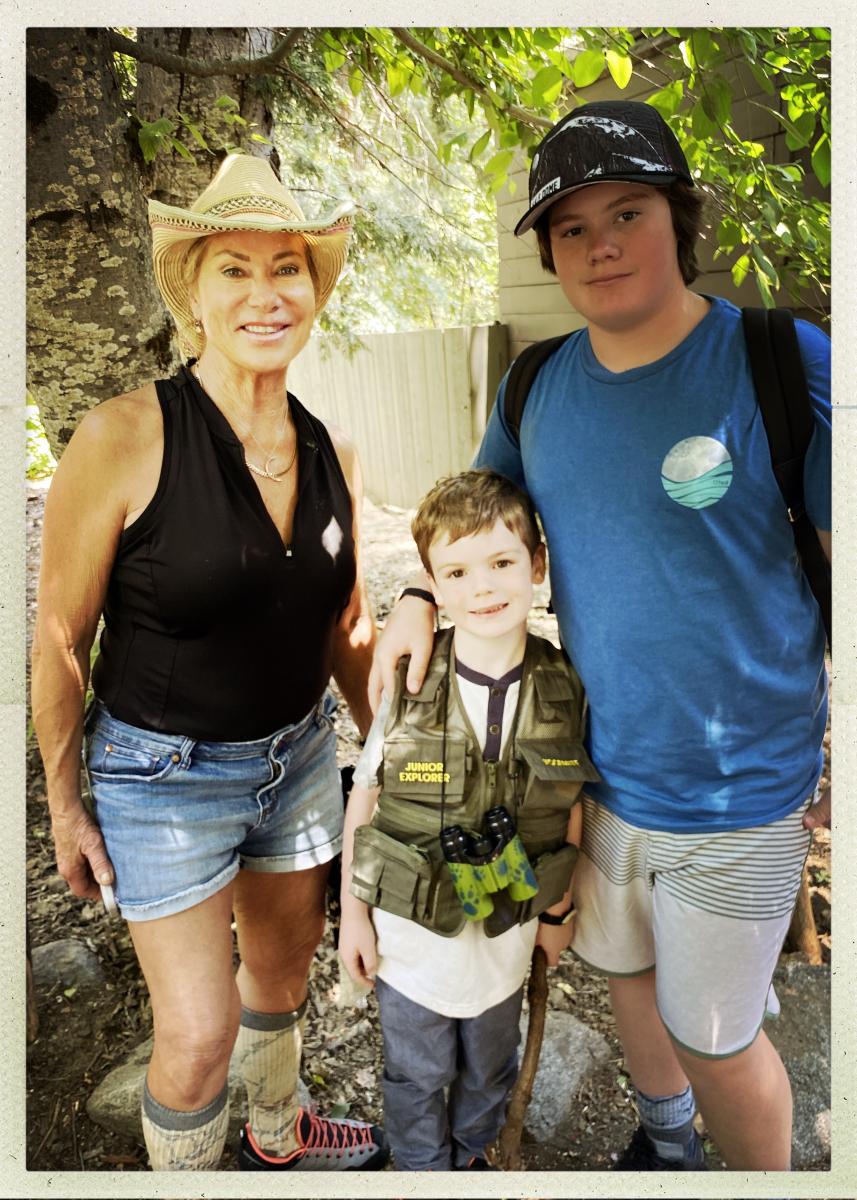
[202,194,304,221]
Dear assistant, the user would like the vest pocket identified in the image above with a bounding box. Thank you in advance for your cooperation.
[515,737,600,809]
[350,825,435,922]
[517,842,579,923]
[382,736,467,804]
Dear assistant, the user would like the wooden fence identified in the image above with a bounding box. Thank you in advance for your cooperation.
[288,323,508,509]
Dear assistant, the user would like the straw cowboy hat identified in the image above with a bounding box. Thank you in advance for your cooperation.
[148,153,354,356]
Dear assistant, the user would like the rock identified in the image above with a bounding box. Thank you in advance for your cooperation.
[521,1008,611,1143]
[86,1036,311,1146]
[31,938,106,989]
[766,957,830,1168]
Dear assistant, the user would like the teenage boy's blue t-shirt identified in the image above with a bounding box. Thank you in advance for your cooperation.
[475,296,830,833]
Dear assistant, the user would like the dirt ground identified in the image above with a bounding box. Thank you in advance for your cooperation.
[25,482,831,1175]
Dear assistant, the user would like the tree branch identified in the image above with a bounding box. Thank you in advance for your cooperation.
[105,27,304,78]
[390,28,551,130]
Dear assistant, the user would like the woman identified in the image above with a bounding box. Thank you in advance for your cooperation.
[31,154,388,1172]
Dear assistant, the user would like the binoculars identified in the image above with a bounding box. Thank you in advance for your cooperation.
[440,806,538,920]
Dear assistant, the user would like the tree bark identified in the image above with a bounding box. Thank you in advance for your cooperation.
[26,28,277,452]
[27,28,176,450]
[136,27,277,208]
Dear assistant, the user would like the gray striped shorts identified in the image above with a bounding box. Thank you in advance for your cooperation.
[570,794,812,1057]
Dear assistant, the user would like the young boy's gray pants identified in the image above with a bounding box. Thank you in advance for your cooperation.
[374,976,523,1170]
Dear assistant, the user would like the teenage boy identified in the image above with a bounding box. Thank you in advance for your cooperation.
[340,469,591,1171]
[373,100,831,1171]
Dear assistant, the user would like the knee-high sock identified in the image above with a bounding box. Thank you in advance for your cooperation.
[233,999,307,1156]
[141,1079,229,1171]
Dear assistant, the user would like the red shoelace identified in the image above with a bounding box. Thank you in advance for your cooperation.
[299,1108,375,1152]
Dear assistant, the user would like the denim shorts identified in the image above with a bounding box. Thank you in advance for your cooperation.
[83,694,343,922]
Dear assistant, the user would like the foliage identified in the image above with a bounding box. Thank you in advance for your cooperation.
[306,26,831,315]
[26,397,57,480]
[112,25,832,320]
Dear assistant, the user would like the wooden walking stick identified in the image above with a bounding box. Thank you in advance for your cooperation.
[485,945,549,1170]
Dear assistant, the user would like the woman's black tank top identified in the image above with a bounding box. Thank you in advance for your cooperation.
[90,366,356,741]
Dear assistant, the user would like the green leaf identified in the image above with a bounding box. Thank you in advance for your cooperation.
[348,67,364,96]
[137,127,160,163]
[572,49,604,88]
[752,262,775,307]
[690,99,718,139]
[484,148,514,175]
[716,217,742,251]
[783,110,816,151]
[328,1101,350,1119]
[751,243,780,287]
[731,253,751,287]
[605,49,632,90]
[647,81,683,118]
[63,986,77,999]
[214,95,239,111]
[748,62,776,95]
[386,62,408,97]
[185,122,208,150]
[170,137,194,161]
[531,64,563,107]
[774,220,793,247]
[533,29,560,51]
[811,133,831,187]
[689,30,719,68]
[700,75,732,126]
[249,133,271,144]
[489,171,509,195]
[323,47,347,72]
[470,129,492,162]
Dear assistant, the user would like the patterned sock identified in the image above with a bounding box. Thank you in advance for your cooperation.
[141,1079,229,1170]
[635,1084,704,1165]
[233,1000,307,1156]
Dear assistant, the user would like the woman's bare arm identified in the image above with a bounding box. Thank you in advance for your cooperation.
[31,387,162,899]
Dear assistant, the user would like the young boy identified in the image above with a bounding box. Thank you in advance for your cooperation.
[339,468,596,1172]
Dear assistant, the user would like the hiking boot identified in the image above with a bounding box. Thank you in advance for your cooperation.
[612,1124,707,1171]
[238,1107,390,1171]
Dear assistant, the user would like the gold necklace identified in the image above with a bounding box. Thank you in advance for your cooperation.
[192,365,297,483]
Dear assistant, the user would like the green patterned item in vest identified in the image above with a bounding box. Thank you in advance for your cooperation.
[350,628,600,938]
[441,805,538,920]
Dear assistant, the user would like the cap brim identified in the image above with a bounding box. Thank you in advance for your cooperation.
[514,173,682,236]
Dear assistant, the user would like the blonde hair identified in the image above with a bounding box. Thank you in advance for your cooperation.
[412,468,541,575]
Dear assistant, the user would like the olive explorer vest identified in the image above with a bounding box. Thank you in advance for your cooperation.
[350,628,600,937]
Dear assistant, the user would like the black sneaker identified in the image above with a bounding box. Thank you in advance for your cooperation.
[238,1107,390,1171]
[612,1124,707,1171]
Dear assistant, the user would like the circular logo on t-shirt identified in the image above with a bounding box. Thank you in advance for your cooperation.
[661,437,733,509]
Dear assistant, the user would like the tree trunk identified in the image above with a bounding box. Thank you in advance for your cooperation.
[26,28,276,452]
[26,28,176,451]
[136,27,277,207]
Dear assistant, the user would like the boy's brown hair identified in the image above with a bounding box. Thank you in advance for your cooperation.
[533,179,706,285]
[412,468,542,575]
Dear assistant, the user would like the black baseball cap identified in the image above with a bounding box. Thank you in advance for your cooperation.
[514,100,694,236]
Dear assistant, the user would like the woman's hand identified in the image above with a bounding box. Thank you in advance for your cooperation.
[368,586,437,710]
[50,804,115,902]
[339,906,378,989]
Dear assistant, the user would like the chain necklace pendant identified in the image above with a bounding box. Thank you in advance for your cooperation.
[245,458,285,482]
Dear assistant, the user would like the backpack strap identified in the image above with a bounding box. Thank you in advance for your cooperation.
[742,307,831,647]
[503,333,573,445]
